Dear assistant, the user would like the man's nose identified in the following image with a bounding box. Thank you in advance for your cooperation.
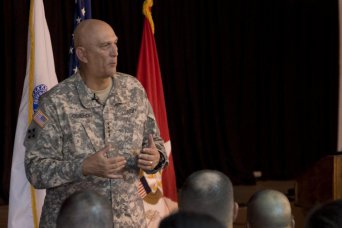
[111,45,118,57]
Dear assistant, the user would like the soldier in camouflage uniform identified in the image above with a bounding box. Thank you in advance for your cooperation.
[24,19,168,228]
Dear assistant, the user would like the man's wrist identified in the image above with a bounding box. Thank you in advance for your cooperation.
[153,152,166,171]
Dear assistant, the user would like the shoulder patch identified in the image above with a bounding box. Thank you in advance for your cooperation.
[33,109,49,128]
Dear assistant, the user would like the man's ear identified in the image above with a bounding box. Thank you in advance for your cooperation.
[75,47,88,63]
[291,216,295,228]
[233,202,239,221]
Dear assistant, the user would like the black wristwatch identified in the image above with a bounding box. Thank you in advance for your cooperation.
[153,152,166,171]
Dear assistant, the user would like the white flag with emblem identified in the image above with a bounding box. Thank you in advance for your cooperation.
[8,0,58,227]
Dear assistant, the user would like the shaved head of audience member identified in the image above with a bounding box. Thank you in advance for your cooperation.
[247,189,294,228]
[305,199,342,228]
[56,190,113,228]
[179,170,238,228]
[159,211,225,228]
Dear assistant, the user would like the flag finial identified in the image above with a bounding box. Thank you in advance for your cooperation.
[143,0,155,34]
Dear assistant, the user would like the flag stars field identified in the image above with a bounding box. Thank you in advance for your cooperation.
[81,8,86,16]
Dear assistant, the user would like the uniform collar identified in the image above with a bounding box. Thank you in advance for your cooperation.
[75,72,130,109]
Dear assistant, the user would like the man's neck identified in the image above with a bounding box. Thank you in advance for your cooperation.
[79,70,112,91]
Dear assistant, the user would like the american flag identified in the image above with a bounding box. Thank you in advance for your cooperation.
[68,0,92,76]
[33,110,49,128]
[138,176,152,198]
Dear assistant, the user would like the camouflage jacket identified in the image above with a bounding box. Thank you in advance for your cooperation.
[24,72,168,228]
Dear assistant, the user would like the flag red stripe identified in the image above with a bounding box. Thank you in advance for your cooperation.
[162,151,177,201]
[137,18,177,202]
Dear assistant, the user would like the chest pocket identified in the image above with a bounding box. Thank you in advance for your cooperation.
[68,113,104,157]
[109,104,147,169]
[110,105,137,150]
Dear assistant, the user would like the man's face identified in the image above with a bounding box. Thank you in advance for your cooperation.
[85,24,118,78]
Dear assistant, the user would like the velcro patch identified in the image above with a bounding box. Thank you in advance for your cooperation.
[33,109,49,128]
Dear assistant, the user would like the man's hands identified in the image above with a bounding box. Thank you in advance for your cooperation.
[138,135,160,171]
[82,134,161,178]
[82,145,127,179]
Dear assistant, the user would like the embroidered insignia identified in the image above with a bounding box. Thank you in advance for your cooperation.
[27,128,36,139]
[33,110,49,128]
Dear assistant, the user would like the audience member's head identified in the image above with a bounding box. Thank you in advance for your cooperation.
[159,211,225,228]
[247,189,294,228]
[304,199,342,228]
[179,169,238,228]
[56,190,113,228]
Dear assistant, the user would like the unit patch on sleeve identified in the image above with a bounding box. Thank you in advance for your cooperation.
[33,109,49,128]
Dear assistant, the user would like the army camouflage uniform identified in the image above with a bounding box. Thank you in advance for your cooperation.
[24,72,168,228]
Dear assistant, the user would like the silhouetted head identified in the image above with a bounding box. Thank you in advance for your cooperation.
[305,199,342,228]
[159,211,225,228]
[56,190,113,228]
[179,170,238,228]
[247,189,294,228]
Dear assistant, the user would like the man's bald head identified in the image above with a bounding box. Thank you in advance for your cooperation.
[72,19,118,80]
[56,191,113,228]
[179,170,236,227]
[247,189,294,228]
[305,199,342,228]
[74,19,114,48]
[159,211,226,228]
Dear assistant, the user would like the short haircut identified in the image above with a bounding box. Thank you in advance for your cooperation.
[305,199,342,228]
[247,189,293,228]
[56,190,113,228]
[159,211,225,228]
[179,169,234,226]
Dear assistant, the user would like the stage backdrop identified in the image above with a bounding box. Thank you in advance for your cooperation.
[1,0,339,202]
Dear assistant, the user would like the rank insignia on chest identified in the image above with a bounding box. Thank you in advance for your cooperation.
[33,109,49,128]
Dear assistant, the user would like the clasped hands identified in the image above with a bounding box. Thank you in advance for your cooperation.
[82,135,160,179]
